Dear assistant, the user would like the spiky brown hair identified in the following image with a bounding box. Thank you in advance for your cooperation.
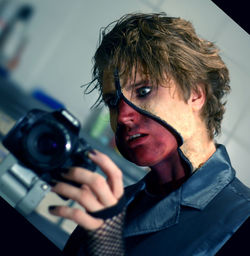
[85,12,231,139]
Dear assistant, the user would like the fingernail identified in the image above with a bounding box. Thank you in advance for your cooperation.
[48,205,56,211]
[89,149,96,155]
[88,150,96,157]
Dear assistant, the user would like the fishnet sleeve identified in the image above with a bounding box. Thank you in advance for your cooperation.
[84,208,126,256]
[63,195,127,256]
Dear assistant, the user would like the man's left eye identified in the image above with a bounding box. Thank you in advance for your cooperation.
[136,86,152,98]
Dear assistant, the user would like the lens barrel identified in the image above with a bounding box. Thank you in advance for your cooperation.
[23,119,72,170]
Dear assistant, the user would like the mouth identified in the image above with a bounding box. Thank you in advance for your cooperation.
[125,133,148,148]
[127,133,147,141]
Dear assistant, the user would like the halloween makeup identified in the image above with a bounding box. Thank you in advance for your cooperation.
[102,69,193,185]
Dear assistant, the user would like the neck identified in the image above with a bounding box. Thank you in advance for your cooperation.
[180,129,216,171]
[150,150,187,184]
[147,129,216,195]
[146,150,188,196]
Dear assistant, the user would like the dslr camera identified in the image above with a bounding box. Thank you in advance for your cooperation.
[0,108,96,214]
[3,108,96,181]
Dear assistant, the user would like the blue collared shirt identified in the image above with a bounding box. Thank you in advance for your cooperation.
[124,144,250,255]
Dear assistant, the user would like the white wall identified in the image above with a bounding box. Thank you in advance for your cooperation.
[10,0,250,186]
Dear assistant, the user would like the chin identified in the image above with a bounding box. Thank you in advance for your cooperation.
[117,141,166,166]
[125,154,160,167]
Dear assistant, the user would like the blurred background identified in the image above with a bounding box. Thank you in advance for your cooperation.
[0,0,249,251]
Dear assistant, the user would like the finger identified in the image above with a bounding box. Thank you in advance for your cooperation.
[49,205,104,230]
[88,150,124,199]
[51,182,103,212]
[62,167,117,207]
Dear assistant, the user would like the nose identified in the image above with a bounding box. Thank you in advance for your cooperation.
[117,99,139,126]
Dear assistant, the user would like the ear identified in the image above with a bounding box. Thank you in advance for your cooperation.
[188,84,206,112]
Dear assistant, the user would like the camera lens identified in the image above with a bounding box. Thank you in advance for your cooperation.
[23,120,72,170]
[37,133,63,155]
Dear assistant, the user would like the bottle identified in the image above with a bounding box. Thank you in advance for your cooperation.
[0,2,34,77]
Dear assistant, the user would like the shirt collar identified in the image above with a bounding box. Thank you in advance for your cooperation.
[124,144,235,237]
[181,144,235,210]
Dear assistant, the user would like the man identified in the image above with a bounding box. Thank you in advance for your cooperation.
[49,13,250,255]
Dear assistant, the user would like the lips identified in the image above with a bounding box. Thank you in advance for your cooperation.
[125,132,148,148]
[128,133,147,141]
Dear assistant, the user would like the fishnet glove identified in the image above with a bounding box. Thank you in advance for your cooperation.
[84,208,126,256]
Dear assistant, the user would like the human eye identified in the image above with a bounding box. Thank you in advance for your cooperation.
[136,86,152,98]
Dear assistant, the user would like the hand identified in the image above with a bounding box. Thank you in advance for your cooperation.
[48,150,124,230]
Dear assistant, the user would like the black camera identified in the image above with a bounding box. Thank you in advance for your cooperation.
[2,108,96,184]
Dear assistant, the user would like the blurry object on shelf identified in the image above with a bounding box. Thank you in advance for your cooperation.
[31,88,65,110]
[0,108,16,137]
[0,1,34,77]
[84,107,114,147]
[0,0,17,38]
[0,141,8,163]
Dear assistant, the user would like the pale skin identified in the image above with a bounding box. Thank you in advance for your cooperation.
[50,151,123,230]
[49,70,216,230]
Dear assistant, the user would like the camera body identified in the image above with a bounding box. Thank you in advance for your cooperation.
[2,108,96,184]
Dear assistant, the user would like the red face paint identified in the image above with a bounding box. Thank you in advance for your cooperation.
[115,100,187,188]
[115,99,179,167]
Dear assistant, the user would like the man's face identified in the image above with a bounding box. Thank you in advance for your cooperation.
[102,70,197,166]
[114,98,180,166]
